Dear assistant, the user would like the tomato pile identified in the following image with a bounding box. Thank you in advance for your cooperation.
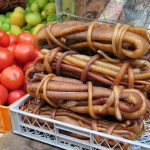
[0,30,40,106]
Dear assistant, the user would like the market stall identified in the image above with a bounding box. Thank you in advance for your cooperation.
[0,0,150,150]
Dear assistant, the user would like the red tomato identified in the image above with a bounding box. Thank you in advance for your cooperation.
[8,34,17,45]
[0,66,24,90]
[18,32,34,44]
[12,60,23,69]
[34,48,40,59]
[0,30,10,47]
[7,44,16,53]
[23,61,34,72]
[13,43,35,64]
[21,79,29,92]
[8,90,26,105]
[0,84,8,105]
[0,48,14,71]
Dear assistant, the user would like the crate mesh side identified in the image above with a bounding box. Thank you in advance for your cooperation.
[19,112,150,150]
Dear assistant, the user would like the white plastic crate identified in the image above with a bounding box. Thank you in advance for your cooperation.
[10,94,150,150]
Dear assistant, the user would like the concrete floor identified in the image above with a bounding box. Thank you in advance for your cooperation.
[0,133,4,137]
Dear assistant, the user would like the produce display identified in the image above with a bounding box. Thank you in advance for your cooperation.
[0,30,40,106]
[0,0,56,35]
[21,98,146,150]
[0,2,149,147]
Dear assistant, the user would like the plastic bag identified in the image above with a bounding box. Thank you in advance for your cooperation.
[56,0,150,28]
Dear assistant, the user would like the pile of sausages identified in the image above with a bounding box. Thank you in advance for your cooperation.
[25,21,150,149]
[35,21,149,59]
[30,48,150,91]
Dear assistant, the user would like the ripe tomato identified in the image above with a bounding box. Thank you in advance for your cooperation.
[7,44,16,53]
[0,66,24,90]
[8,34,17,45]
[18,32,34,44]
[23,61,34,72]
[8,90,26,105]
[0,30,10,47]
[34,48,40,59]
[0,84,8,105]
[0,48,14,71]
[13,43,35,64]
